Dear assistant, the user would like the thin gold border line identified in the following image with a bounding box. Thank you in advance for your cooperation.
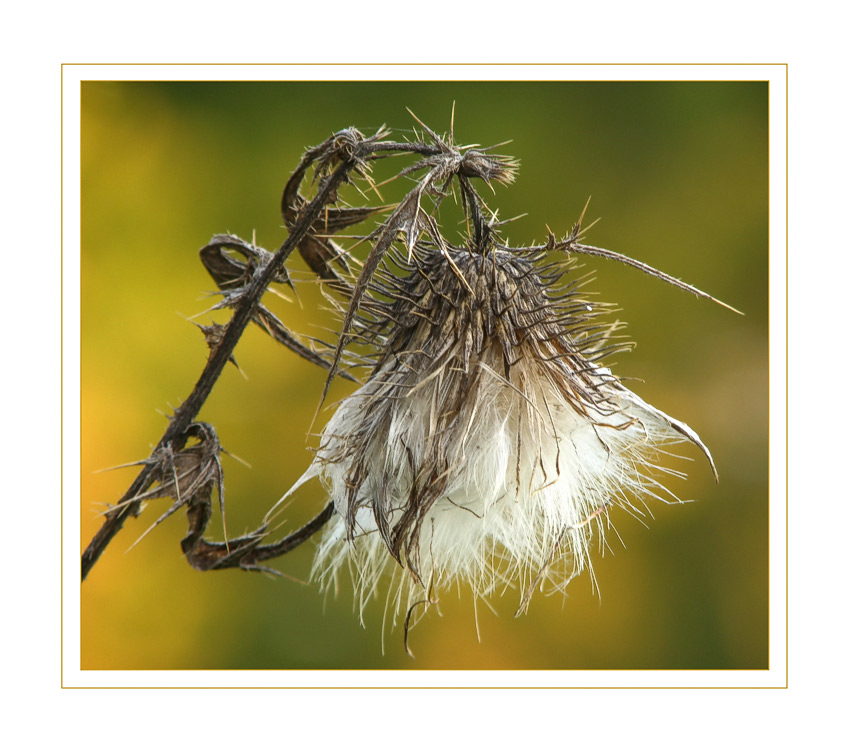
[66,66,784,689]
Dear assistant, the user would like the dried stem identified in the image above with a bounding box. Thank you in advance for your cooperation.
[82,129,382,580]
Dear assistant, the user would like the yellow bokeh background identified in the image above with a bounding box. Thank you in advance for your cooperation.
[80,81,769,671]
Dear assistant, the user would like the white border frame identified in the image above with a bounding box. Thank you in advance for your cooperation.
[63,63,787,689]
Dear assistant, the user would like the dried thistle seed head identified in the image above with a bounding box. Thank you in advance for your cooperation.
[310,127,373,179]
[280,233,715,624]
[457,149,518,186]
[398,140,519,189]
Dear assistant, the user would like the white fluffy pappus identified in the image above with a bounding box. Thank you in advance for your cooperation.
[272,243,716,626]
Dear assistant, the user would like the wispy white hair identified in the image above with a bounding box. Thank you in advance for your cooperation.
[274,242,715,625]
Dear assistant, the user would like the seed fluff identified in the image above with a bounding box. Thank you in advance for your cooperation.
[267,121,722,633]
[273,238,717,627]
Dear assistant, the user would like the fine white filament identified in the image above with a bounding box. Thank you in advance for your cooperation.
[274,246,715,624]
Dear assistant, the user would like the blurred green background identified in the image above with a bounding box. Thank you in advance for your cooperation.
[80,80,768,671]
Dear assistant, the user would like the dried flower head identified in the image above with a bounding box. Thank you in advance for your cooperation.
[265,118,729,636]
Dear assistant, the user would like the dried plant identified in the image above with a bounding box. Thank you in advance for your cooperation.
[82,111,737,651]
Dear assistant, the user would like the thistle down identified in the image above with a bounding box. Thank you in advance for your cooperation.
[264,119,732,628]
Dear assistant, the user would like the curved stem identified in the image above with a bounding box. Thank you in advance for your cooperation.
[82,150,361,581]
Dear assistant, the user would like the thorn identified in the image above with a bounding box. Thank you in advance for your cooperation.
[578,195,591,227]
[405,107,440,142]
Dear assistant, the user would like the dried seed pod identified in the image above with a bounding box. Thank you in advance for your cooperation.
[276,234,716,623]
[257,117,732,635]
